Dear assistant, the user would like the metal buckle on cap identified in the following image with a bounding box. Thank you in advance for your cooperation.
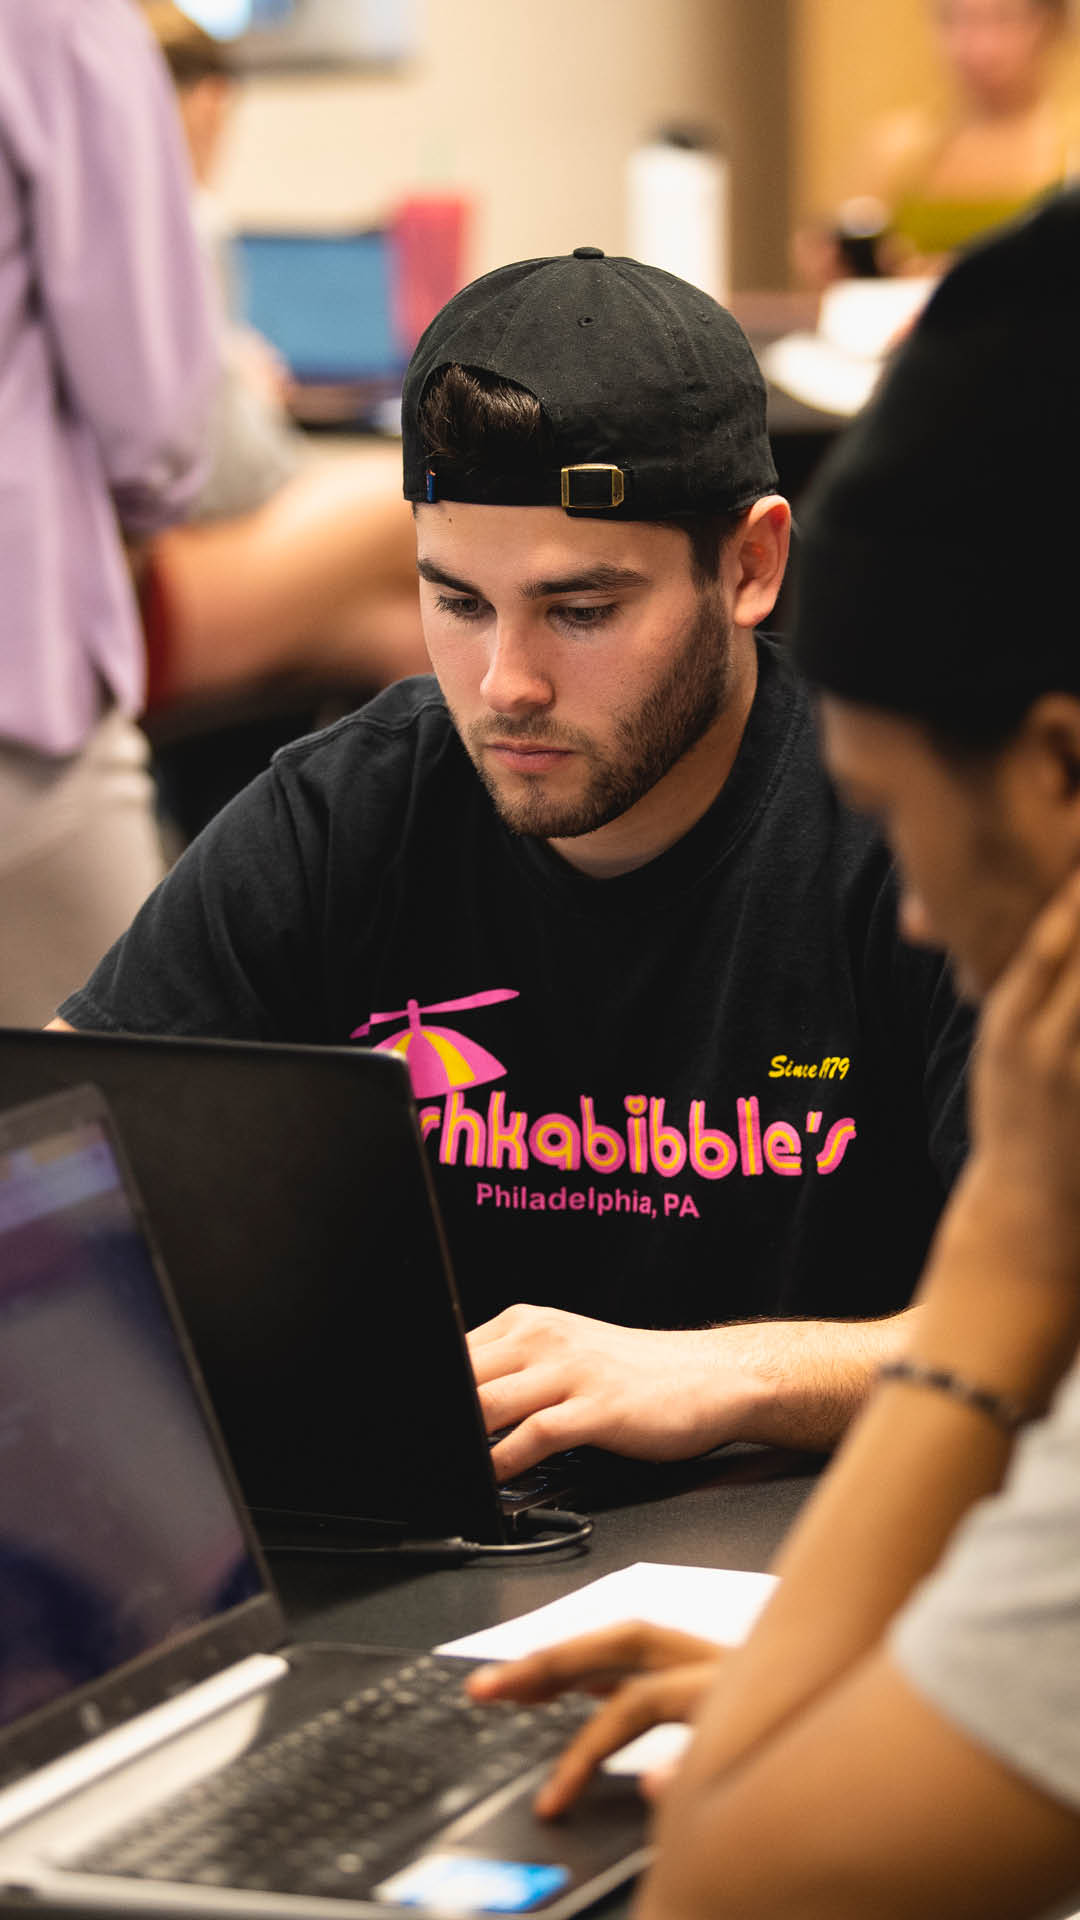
[560,464,625,510]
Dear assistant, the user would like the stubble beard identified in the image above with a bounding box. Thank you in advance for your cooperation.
[463,591,735,840]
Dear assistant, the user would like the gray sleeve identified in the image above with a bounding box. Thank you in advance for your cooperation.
[891,1362,1080,1813]
[191,347,301,524]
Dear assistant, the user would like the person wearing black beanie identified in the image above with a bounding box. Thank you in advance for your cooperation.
[796,184,1080,999]
[796,183,1080,750]
[473,194,1080,1917]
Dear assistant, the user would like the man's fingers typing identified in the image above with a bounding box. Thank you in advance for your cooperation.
[467,1303,548,1365]
[467,1330,523,1381]
[488,1403,584,1481]
[475,1364,568,1439]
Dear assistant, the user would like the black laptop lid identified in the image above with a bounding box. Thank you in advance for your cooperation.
[0,1085,280,1787]
[0,1034,504,1547]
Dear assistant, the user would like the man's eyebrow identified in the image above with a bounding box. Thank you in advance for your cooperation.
[521,565,651,599]
[416,558,480,595]
[416,557,651,598]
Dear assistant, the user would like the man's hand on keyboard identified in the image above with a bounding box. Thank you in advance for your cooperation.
[467,1305,759,1479]
[468,1302,913,1474]
[465,1624,725,1817]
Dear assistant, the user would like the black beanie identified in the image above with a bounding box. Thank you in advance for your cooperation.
[793,187,1080,737]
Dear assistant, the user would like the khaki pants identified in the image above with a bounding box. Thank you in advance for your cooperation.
[0,710,166,1027]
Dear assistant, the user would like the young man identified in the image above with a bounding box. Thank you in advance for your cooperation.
[473,193,1080,1916]
[53,251,970,1476]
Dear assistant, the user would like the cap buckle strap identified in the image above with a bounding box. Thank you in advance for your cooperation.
[560,463,626,510]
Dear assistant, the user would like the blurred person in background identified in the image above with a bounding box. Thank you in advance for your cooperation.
[0,0,215,1027]
[797,0,1077,285]
[138,2,427,725]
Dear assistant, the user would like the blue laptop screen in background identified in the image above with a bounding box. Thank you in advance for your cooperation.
[234,229,404,384]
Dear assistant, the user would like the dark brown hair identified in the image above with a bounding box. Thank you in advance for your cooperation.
[418,364,743,585]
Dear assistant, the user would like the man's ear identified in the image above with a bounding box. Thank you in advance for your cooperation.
[1007,695,1080,874]
[1022,694,1080,809]
[728,496,791,630]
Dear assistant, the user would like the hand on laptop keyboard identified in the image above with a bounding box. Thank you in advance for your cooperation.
[467,1623,726,1816]
[74,1654,598,1897]
[468,1304,758,1481]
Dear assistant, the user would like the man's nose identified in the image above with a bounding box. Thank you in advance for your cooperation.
[480,620,554,715]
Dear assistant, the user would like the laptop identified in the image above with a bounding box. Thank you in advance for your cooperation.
[0,1030,585,1554]
[0,1084,649,1917]
[234,229,405,427]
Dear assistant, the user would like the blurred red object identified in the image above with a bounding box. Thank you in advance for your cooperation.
[389,195,471,356]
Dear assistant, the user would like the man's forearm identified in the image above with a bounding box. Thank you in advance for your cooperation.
[714,1305,916,1451]
[470,1299,922,1478]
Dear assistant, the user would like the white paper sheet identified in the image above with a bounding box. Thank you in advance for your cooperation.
[817,276,936,359]
[438,1561,777,1663]
[758,332,882,419]
[760,276,938,419]
[437,1561,778,1777]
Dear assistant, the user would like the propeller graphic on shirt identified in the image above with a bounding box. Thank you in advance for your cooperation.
[351,989,520,1099]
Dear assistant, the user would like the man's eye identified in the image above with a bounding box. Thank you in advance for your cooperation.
[434,593,485,620]
[553,603,616,631]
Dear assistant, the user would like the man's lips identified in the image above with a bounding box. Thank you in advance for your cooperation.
[484,740,575,772]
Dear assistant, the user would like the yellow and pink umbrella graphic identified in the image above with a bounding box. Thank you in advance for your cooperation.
[351,989,519,1100]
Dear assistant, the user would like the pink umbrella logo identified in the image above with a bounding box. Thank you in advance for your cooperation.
[351,988,519,1099]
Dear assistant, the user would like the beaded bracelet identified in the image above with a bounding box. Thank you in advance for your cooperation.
[878,1358,1031,1433]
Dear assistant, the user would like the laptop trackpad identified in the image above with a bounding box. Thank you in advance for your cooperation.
[378,1772,650,1909]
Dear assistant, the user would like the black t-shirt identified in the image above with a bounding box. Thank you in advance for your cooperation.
[63,641,971,1330]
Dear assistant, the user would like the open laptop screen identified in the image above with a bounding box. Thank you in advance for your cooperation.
[234,229,404,385]
[0,1098,263,1736]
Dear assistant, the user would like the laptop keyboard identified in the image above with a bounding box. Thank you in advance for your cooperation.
[492,1433,586,1512]
[73,1654,594,1897]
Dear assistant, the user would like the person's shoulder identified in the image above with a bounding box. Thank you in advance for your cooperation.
[0,0,174,130]
[756,635,875,832]
[758,639,907,902]
[0,0,57,64]
[268,674,468,799]
[752,655,964,1048]
[3,0,153,56]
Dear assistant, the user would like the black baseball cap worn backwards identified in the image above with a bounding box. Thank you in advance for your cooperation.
[402,246,778,520]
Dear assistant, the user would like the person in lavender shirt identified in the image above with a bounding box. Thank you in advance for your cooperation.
[0,0,215,1025]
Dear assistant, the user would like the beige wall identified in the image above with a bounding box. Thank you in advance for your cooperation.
[790,0,938,219]
[216,0,791,290]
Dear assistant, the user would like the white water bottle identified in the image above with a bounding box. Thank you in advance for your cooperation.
[627,125,731,304]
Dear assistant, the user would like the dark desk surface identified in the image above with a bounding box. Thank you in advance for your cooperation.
[271,1447,821,1654]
